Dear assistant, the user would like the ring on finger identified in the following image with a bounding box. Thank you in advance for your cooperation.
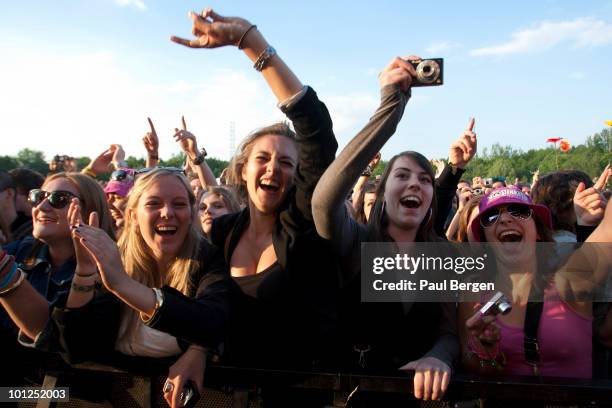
[163,381,174,393]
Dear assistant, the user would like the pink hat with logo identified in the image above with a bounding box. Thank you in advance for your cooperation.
[470,187,552,242]
[104,168,135,198]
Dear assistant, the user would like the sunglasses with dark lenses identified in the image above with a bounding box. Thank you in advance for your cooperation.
[28,189,78,209]
[480,204,533,228]
[110,169,130,182]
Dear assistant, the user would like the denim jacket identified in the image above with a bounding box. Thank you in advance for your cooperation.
[1,237,75,344]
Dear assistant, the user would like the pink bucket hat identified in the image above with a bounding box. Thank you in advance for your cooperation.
[470,187,552,242]
[104,168,135,198]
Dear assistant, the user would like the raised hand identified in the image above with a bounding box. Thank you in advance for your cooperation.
[72,221,127,291]
[143,117,160,157]
[378,56,419,92]
[174,116,199,160]
[574,182,608,226]
[449,118,477,169]
[171,8,253,49]
[594,164,611,192]
[68,199,99,273]
[110,144,126,169]
[86,148,115,175]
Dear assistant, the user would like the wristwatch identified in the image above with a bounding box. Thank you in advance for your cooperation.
[192,148,208,165]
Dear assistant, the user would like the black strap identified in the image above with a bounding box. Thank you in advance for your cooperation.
[524,289,544,374]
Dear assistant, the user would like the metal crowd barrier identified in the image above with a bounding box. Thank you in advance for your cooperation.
[17,361,612,408]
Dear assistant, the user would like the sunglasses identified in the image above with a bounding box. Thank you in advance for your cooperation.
[28,189,78,209]
[135,166,185,176]
[480,204,532,228]
[110,169,133,182]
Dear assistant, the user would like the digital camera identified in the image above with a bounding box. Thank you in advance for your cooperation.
[407,58,443,87]
[479,291,512,316]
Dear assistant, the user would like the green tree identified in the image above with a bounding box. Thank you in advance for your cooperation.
[16,148,48,174]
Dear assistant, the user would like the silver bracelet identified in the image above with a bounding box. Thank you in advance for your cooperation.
[253,46,276,71]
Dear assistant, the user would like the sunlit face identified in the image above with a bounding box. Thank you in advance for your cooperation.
[199,192,231,235]
[482,205,539,243]
[190,179,203,198]
[131,175,192,261]
[31,178,79,244]
[363,192,377,222]
[383,156,434,232]
[472,177,483,187]
[457,181,470,193]
[106,193,127,229]
[241,135,298,215]
[482,204,539,265]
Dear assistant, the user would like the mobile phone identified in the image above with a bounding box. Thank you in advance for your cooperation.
[180,380,200,408]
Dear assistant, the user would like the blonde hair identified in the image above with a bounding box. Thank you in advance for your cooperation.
[117,169,202,341]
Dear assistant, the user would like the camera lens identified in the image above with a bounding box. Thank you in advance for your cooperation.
[497,300,512,315]
[416,60,440,84]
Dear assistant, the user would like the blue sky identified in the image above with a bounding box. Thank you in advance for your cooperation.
[2,0,612,163]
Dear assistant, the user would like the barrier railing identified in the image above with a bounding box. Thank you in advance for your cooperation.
[23,361,612,408]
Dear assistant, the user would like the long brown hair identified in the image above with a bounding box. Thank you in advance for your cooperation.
[25,172,115,266]
[367,151,440,242]
[456,195,483,243]
[226,122,296,203]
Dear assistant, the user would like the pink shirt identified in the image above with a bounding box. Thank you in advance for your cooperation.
[497,285,592,378]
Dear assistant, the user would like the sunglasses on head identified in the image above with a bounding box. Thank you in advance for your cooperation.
[480,204,532,228]
[135,166,185,177]
[110,169,133,182]
[28,189,78,209]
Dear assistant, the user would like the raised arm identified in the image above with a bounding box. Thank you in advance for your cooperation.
[435,119,477,236]
[143,118,160,168]
[312,57,415,250]
[172,8,335,220]
[171,8,302,102]
[174,116,217,188]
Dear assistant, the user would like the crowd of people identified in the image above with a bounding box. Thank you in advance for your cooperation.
[1,7,611,407]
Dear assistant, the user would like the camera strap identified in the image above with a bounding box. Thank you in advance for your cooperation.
[523,289,544,375]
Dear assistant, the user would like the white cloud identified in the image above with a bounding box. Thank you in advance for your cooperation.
[0,49,283,162]
[114,0,146,11]
[324,94,378,142]
[0,47,417,164]
[470,17,612,56]
[425,41,458,55]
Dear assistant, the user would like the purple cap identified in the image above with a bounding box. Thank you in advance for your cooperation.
[470,187,552,242]
[104,168,135,198]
